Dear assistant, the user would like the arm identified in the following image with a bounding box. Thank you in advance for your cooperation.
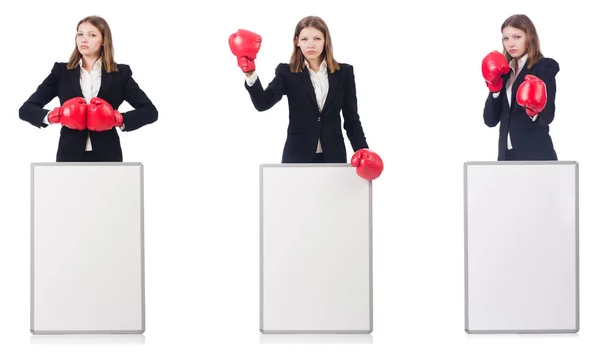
[119,65,158,132]
[341,65,368,151]
[532,59,559,126]
[481,51,509,128]
[244,64,286,112]
[483,90,503,127]
[18,63,61,128]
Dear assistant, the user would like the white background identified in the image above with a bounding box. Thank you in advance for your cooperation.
[0,0,598,353]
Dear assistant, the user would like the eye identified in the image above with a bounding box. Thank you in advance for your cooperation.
[514,35,521,39]
[77,33,83,37]
[502,37,508,41]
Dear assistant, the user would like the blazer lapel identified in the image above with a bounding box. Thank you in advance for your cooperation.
[298,67,319,112]
[321,68,339,114]
[70,64,84,98]
[510,60,532,111]
[97,66,112,100]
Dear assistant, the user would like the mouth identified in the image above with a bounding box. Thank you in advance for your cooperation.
[80,46,89,49]
[306,51,316,55]
[508,49,517,54]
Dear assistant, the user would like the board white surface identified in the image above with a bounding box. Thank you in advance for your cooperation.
[260,164,372,333]
[31,162,145,334]
[464,161,578,333]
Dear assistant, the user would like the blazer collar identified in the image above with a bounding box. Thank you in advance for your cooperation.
[69,60,113,100]
[97,66,113,99]
[69,64,84,98]
[297,63,340,114]
[509,57,532,111]
[322,67,338,114]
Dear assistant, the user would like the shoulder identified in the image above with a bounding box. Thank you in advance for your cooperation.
[275,63,290,74]
[538,57,558,66]
[115,63,132,75]
[336,63,355,75]
[534,57,559,74]
[51,62,69,73]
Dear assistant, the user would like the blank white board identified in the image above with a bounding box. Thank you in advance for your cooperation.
[260,164,372,333]
[464,161,579,333]
[31,162,145,334]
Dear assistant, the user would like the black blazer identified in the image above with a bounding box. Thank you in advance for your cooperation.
[483,57,559,161]
[245,63,368,163]
[19,62,158,162]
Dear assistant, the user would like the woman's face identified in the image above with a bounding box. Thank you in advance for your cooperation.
[502,26,527,59]
[77,22,103,57]
[297,26,325,62]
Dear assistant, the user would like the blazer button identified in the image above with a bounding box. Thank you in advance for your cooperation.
[318,116,321,122]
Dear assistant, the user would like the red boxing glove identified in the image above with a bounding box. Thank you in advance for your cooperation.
[87,97,124,131]
[48,97,87,130]
[516,74,547,117]
[229,29,262,73]
[351,149,384,181]
[482,51,510,93]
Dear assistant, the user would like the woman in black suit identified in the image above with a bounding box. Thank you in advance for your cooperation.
[482,14,559,161]
[229,16,383,180]
[19,15,158,162]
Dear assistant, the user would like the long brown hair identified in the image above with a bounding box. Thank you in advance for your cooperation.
[501,14,543,68]
[290,16,339,73]
[67,16,118,72]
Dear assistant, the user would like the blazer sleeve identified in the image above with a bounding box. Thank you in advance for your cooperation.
[244,63,287,111]
[483,89,503,128]
[18,62,61,128]
[119,65,158,132]
[533,58,559,126]
[341,65,368,151]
